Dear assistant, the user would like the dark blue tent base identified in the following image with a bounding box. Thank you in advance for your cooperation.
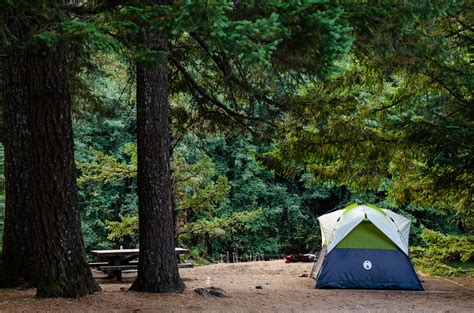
[317,281,423,290]
[316,248,423,291]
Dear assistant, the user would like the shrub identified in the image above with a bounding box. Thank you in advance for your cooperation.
[411,228,473,277]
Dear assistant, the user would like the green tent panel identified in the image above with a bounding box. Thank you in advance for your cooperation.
[336,221,397,250]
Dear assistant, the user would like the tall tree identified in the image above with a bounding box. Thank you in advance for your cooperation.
[0,4,36,287]
[74,0,350,290]
[95,2,350,291]
[29,41,101,299]
[130,0,185,293]
[0,1,100,297]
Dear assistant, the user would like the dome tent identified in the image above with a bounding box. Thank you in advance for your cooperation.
[313,204,423,290]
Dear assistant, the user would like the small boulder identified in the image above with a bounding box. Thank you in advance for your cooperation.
[255,285,263,289]
[299,272,309,277]
[208,286,229,298]
[195,287,229,298]
[194,288,209,298]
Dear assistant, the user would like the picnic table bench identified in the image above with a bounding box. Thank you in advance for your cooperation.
[90,248,192,281]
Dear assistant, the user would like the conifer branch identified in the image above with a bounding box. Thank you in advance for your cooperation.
[169,54,275,129]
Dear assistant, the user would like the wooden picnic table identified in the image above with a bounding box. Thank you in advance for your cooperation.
[91,248,191,281]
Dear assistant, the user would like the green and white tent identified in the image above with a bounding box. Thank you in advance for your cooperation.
[313,204,423,290]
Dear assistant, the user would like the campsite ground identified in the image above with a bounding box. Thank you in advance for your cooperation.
[1,260,473,312]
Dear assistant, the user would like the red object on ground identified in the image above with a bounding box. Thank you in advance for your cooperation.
[285,253,317,263]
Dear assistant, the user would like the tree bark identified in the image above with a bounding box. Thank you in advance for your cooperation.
[1,3,100,296]
[26,42,101,298]
[130,0,185,293]
[0,17,36,288]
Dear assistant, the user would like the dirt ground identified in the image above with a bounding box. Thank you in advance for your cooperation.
[0,260,473,312]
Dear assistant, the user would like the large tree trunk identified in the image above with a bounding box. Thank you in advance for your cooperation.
[130,0,185,293]
[0,18,36,288]
[1,3,99,295]
[27,43,100,298]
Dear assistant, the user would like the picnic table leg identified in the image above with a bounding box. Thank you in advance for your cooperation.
[115,270,122,282]
[110,257,122,281]
[96,255,115,279]
[106,261,114,279]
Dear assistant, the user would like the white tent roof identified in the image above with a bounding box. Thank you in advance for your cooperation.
[318,210,342,246]
[384,209,412,247]
[317,204,411,255]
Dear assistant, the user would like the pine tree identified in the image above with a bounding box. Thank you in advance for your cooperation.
[130,0,185,293]
[0,0,100,297]
[0,3,35,287]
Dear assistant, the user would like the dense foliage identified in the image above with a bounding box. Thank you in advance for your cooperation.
[263,1,473,229]
[412,229,474,277]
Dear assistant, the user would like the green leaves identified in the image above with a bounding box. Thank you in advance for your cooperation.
[172,1,282,67]
[106,215,139,244]
[77,146,136,185]
[411,228,474,277]
[181,209,262,241]
[173,153,231,219]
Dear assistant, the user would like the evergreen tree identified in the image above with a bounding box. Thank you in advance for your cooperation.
[0,1,35,287]
[130,0,185,293]
[0,0,100,297]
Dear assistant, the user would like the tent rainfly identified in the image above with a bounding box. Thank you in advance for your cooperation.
[312,203,423,290]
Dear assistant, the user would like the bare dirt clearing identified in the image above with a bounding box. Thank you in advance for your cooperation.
[1,260,473,312]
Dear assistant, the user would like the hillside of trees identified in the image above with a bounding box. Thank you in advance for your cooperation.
[0,0,472,299]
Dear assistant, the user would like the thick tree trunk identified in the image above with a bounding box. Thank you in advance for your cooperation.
[130,0,185,293]
[0,24,36,288]
[1,4,99,295]
[27,43,100,298]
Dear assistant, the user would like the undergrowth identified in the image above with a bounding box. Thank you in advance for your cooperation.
[411,228,473,277]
